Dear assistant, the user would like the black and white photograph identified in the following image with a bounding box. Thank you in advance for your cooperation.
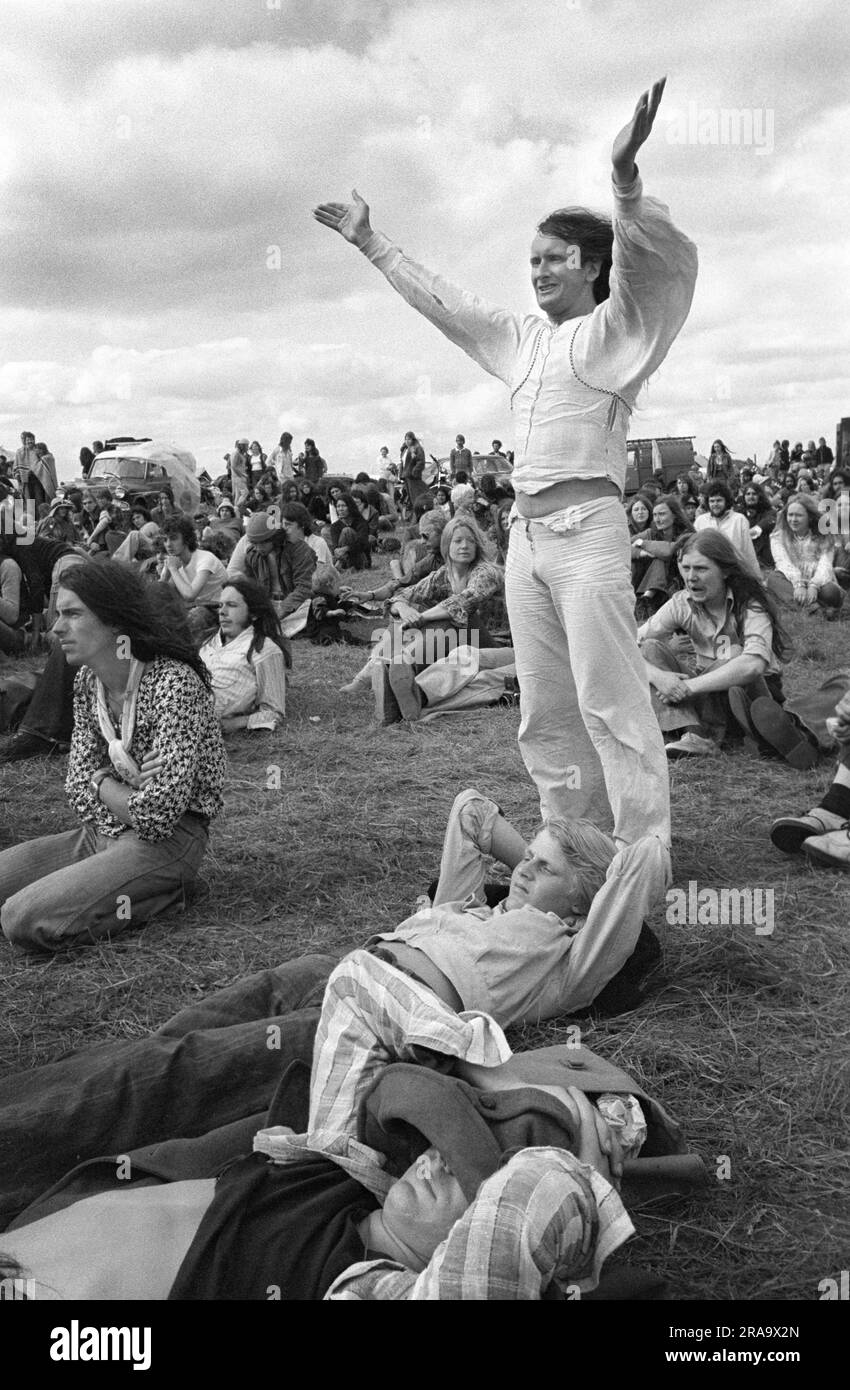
[0,0,847,1350]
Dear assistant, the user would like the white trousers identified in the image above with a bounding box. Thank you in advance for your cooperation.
[505,498,670,846]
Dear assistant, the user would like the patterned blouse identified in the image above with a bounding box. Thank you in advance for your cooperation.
[402,559,504,625]
[65,657,226,841]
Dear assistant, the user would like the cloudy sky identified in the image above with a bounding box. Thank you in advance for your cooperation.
[1,0,848,479]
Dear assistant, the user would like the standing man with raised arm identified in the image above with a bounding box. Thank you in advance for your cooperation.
[314,80,697,847]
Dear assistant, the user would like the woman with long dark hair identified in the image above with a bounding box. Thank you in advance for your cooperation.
[735,481,777,568]
[0,562,226,952]
[200,577,289,732]
[637,530,796,760]
[328,491,371,570]
[631,493,694,616]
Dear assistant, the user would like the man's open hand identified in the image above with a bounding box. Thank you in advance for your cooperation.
[612,78,667,184]
[313,189,373,248]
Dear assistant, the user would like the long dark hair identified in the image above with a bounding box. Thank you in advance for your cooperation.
[737,482,773,521]
[536,208,614,303]
[676,531,788,661]
[220,577,288,662]
[650,494,693,538]
[59,561,212,686]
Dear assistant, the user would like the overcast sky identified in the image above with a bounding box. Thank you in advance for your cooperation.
[1,0,848,479]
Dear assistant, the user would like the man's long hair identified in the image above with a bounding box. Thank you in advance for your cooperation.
[59,561,211,686]
[221,576,288,662]
[536,208,614,303]
[675,530,788,662]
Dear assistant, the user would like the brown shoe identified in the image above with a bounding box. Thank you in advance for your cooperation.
[372,663,402,725]
[387,661,422,721]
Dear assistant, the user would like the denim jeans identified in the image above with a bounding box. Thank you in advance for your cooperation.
[505,499,670,845]
[0,813,210,951]
[0,954,335,1229]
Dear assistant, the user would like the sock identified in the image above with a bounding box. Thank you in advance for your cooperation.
[819,783,850,819]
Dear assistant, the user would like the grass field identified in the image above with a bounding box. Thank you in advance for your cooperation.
[1,558,848,1301]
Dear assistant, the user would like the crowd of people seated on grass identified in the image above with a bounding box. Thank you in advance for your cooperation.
[626,433,849,622]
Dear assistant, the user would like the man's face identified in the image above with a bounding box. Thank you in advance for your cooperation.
[53,588,116,668]
[504,829,581,916]
[381,1148,467,1264]
[530,234,597,321]
[707,493,727,516]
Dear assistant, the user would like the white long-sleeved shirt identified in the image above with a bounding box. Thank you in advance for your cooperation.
[360,173,697,495]
[694,509,761,577]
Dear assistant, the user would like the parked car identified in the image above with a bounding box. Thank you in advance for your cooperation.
[67,440,200,513]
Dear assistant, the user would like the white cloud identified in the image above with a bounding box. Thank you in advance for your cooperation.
[0,0,847,471]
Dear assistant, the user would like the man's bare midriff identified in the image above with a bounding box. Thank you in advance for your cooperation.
[384,943,464,1011]
[516,477,620,518]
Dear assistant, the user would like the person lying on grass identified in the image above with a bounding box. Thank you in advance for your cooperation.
[0,947,653,1301]
[0,787,668,1227]
[637,530,791,761]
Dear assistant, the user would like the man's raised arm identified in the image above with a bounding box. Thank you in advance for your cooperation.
[313,190,522,386]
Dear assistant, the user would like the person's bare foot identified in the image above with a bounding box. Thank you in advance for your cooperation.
[339,676,370,695]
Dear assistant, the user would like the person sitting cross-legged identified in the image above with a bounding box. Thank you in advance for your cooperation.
[638,530,792,760]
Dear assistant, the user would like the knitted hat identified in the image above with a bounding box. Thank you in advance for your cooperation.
[358,1063,579,1202]
[245,511,281,542]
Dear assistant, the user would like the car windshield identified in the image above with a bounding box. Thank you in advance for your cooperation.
[89,457,167,482]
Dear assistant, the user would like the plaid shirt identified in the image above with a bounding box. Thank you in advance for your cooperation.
[253,951,634,1300]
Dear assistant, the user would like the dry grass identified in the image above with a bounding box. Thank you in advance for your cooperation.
[1,563,848,1300]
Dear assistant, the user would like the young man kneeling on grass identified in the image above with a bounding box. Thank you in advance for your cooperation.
[0,949,644,1300]
[0,788,668,1226]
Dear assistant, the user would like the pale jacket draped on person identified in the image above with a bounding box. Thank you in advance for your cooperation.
[199,577,289,732]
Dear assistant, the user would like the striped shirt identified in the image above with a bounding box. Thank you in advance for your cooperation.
[253,951,634,1299]
[199,628,287,730]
